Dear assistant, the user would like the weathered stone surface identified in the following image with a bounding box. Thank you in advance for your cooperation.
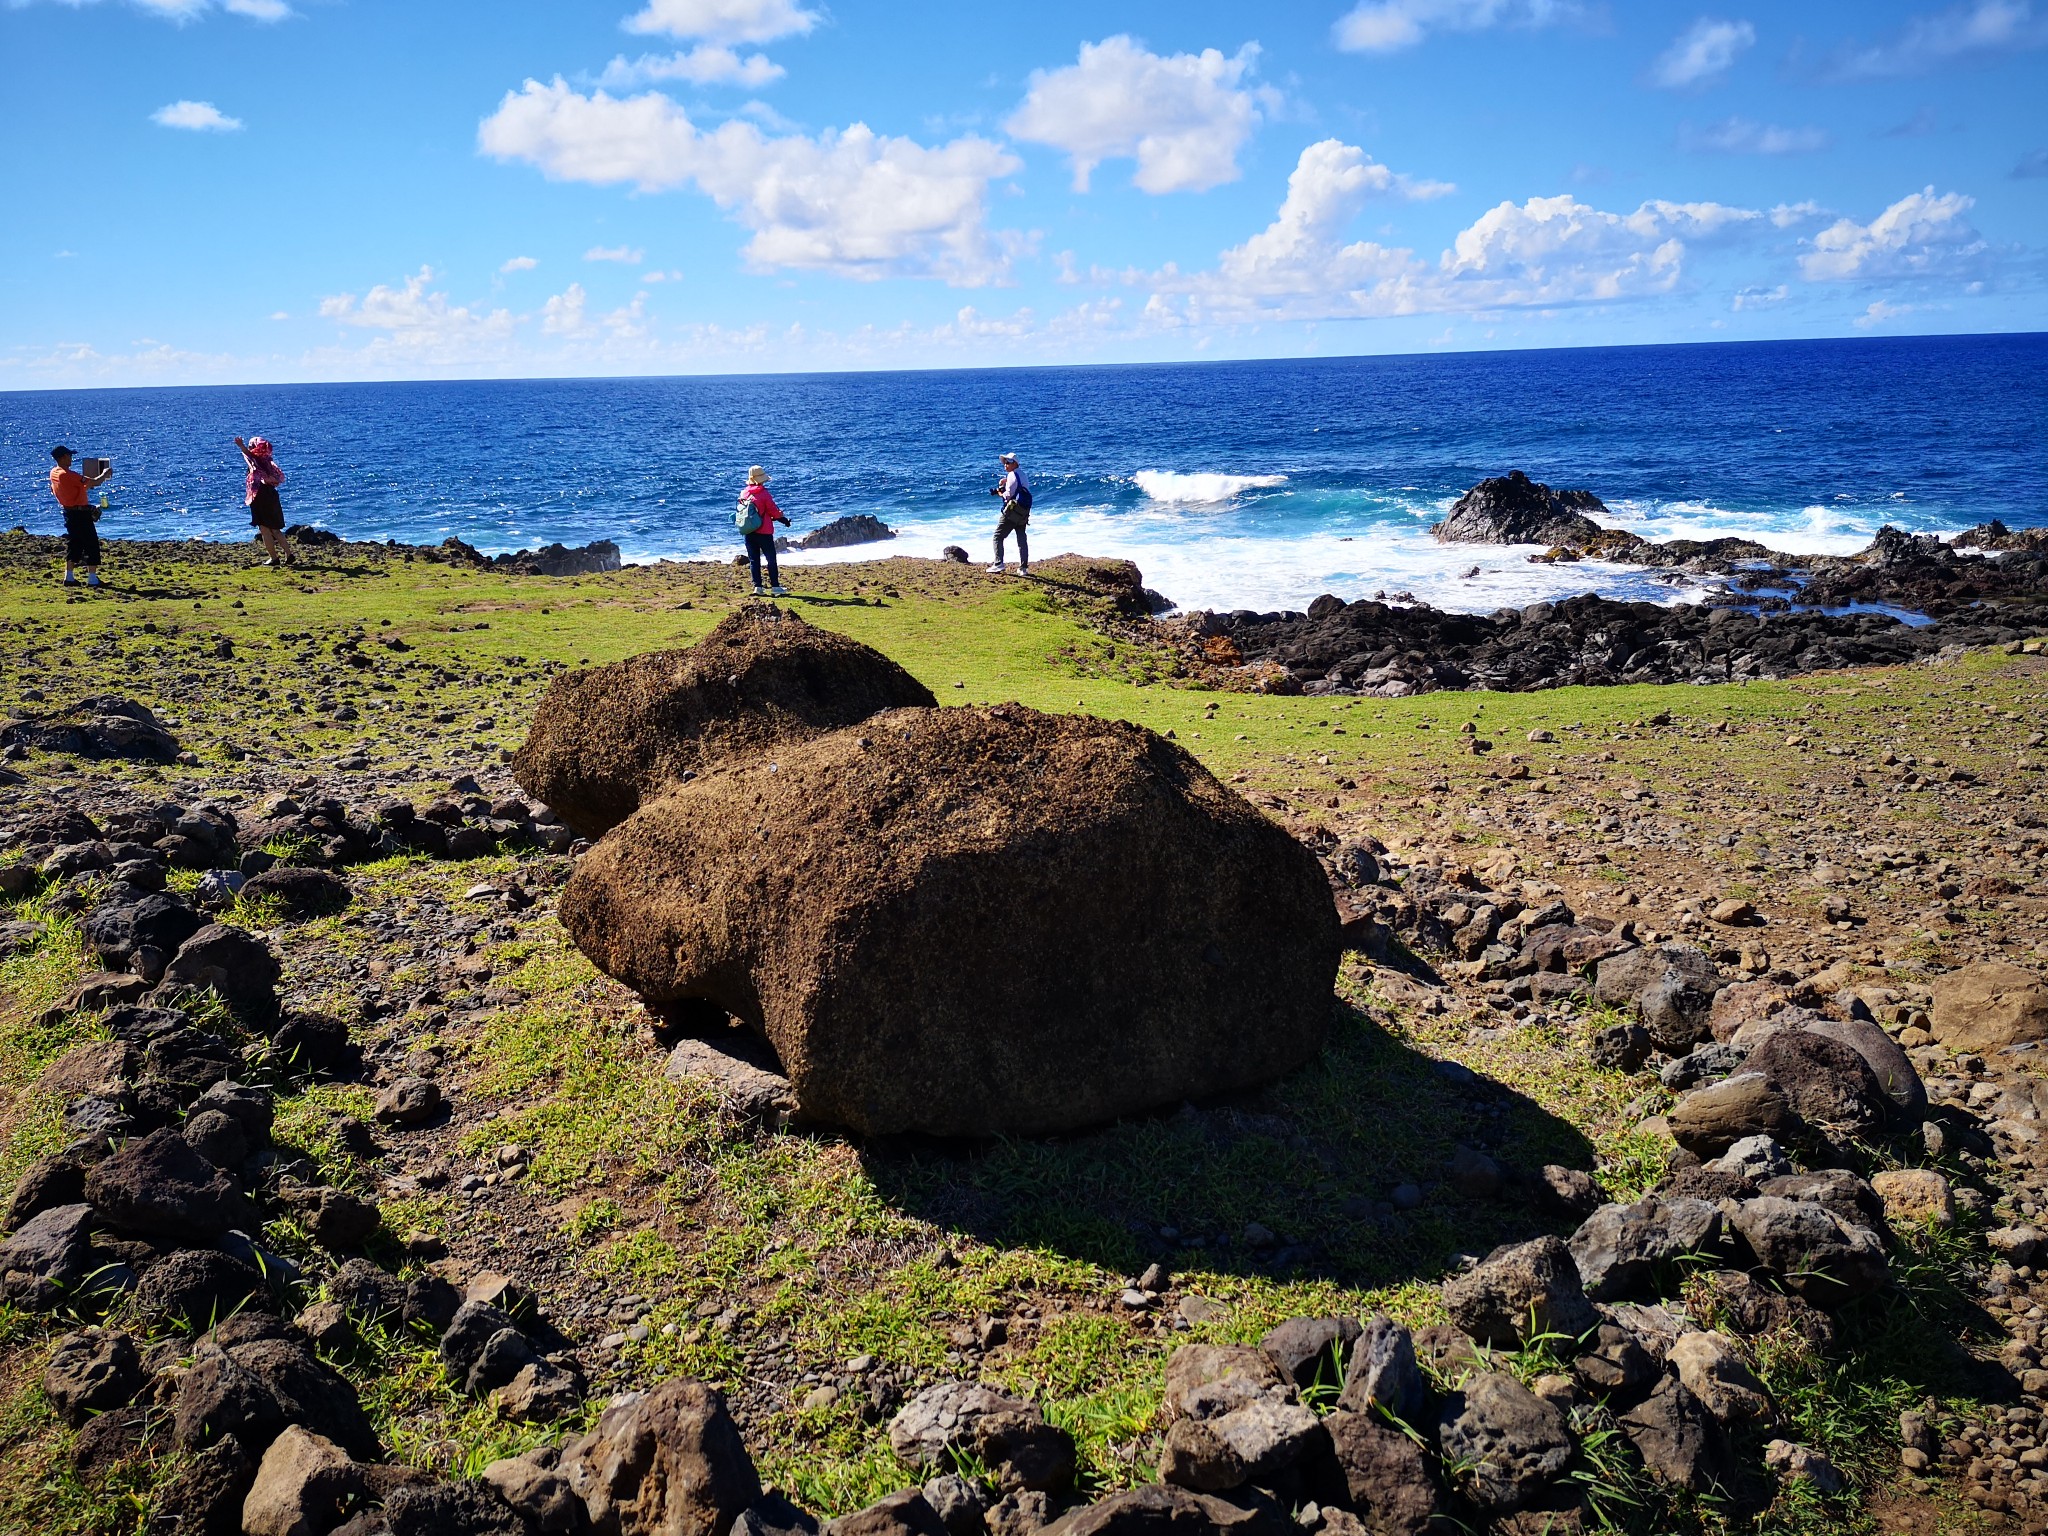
[1930,961,2048,1052]
[823,1490,950,1536]
[888,1381,1076,1493]
[795,515,896,551]
[1432,472,1611,548]
[1763,1439,1844,1494]
[162,923,281,1019]
[1801,1015,1925,1119]
[42,1328,143,1426]
[1258,1315,1360,1393]
[134,1247,264,1329]
[1594,944,1723,1053]
[1571,1322,1655,1399]
[1436,1372,1572,1514]
[1323,1410,1441,1534]
[559,1378,760,1536]
[482,1452,586,1533]
[1158,1396,1324,1493]
[1336,1315,1424,1424]
[0,1201,94,1306]
[381,1479,532,1536]
[1668,1331,1770,1424]
[4,1150,89,1228]
[374,1077,443,1128]
[1159,1345,1294,1422]
[175,1318,381,1460]
[240,867,352,918]
[1442,1235,1597,1348]
[665,1035,799,1131]
[1666,1074,1798,1157]
[1729,1197,1888,1305]
[84,1127,254,1240]
[562,704,1339,1137]
[1040,1485,1285,1536]
[920,1474,984,1536]
[1569,1195,1722,1302]
[242,1425,365,1536]
[155,1433,256,1536]
[1738,1031,1889,1139]
[491,1359,584,1425]
[514,609,938,839]
[1618,1378,1735,1494]
[83,891,203,970]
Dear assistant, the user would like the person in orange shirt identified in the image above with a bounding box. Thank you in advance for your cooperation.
[49,446,111,588]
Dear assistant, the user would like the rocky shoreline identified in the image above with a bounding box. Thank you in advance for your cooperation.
[1175,474,2048,697]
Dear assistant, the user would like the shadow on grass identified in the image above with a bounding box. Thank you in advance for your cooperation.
[859,1000,1596,1289]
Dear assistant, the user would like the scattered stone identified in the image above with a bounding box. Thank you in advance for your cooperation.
[1258,1316,1361,1393]
[1569,1195,1722,1302]
[1730,1197,1888,1304]
[175,1315,381,1460]
[1667,1330,1770,1424]
[1436,1371,1572,1514]
[84,1127,256,1240]
[1594,944,1723,1053]
[161,923,281,1019]
[1871,1168,1955,1228]
[559,1378,761,1536]
[374,1077,443,1128]
[1442,1235,1597,1348]
[242,1425,365,1536]
[889,1381,1076,1493]
[134,1247,264,1330]
[0,1202,94,1306]
[823,1490,950,1536]
[1666,1073,1797,1157]
[1337,1315,1424,1424]
[42,1328,144,1426]
[1619,1378,1735,1494]
[1323,1409,1442,1534]
[1764,1439,1844,1495]
[1930,961,2048,1051]
[1039,1485,1277,1535]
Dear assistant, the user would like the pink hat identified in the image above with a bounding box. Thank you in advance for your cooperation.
[248,437,274,457]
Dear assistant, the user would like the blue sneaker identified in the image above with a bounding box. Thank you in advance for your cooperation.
[85,573,103,588]
[63,573,78,586]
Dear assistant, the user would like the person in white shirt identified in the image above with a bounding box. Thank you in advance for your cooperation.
[988,452,1032,576]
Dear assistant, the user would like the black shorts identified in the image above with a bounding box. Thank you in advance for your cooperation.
[63,508,100,566]
[250,484,284,530]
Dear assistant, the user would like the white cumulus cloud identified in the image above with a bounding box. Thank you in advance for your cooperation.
[596,46,784,89]
[316,268,519,363]
[1684,117,1830,155]
[500,255,539,273]
[542,283,589,335]
[1006,36,1274,195]
[479,79,1022,284]
[1137,142,1750,324]
[1651,17,1755,88]
[1731,283,1789,310]
[622,0,816,44]
[1331,0,1581,53]
[152,99,243,131]
[29,0,291,19]
[1798,187,1987,280]
[585,245,647,263]
[1824,0,2048,79]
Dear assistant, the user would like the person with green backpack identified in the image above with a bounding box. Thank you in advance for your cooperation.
[735,464,791,597]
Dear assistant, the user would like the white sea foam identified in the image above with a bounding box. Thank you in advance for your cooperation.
[1131,470,1288,504]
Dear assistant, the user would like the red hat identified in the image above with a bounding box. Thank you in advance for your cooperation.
[248,437,274,457]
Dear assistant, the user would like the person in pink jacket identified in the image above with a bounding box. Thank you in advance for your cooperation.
[736,463,791,596]
[236,435,293,567]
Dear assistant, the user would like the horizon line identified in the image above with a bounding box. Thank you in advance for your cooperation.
[4,326,2043,398]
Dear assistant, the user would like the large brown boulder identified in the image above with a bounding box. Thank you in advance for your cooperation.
[1930,961,2048,1052]
[561,703,1340,1137]
[513,608,936,837]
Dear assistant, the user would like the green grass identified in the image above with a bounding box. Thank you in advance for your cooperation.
[2,539,2040,1533]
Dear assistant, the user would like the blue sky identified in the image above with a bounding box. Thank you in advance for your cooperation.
[3,0,2044,386]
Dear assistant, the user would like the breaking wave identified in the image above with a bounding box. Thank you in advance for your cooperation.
[1132,471,1288,504]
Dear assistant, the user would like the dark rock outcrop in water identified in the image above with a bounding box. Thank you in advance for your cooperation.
[433,537,622,576]
[792,515,895,551]
[1433,472,1617,548]
[1200,477,2048,696]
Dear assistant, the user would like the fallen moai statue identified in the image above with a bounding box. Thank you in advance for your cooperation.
[516,608,1341,1137]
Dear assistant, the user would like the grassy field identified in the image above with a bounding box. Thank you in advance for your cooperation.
[3,534,2044,1533]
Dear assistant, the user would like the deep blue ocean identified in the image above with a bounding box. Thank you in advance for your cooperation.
[4,333,2043,613]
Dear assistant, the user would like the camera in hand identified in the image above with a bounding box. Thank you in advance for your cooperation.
[77,457,111,479]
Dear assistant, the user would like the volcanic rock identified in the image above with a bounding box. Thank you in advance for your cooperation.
[1569,1195,1722,1301]
[84,1127,256,1240]
[890,1382,1076,1493]
[162,923,281,1019]
[513,608,937,838]
[1619,1378,1735,1493]
[242,1425,365,1536]
[0,1202,95,1306]
[42,1328,144,1426]
[135,1247,265,1329]
[1432,473,1614,549]
[1436,1371,1572,1514]
[1322,1410,1441,1534]
[1336,1315,1424,1423]
[175,1315,380,1460]
[561,704,1340,1137]
[1442,1235,1597,1348]
[1930,961,2048,1052]
[1039,1485,1284,1535]
[559,1379,760,1536]
[795,515,896,550]
[1258,1316,1361,1393]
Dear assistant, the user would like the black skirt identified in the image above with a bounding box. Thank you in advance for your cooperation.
[249,484,284,529]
